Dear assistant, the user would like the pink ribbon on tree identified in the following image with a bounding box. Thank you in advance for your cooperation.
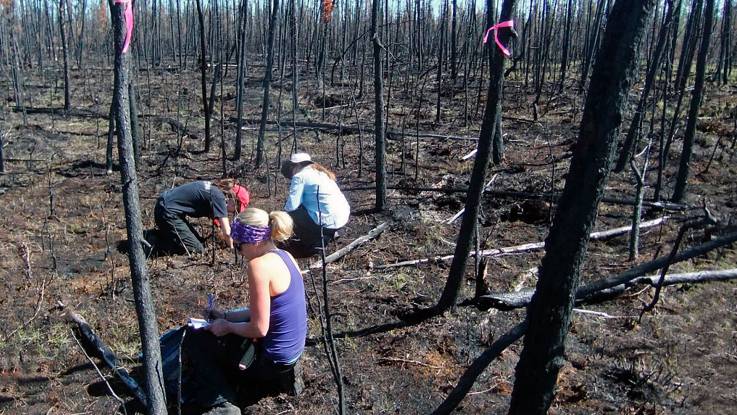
[113,0,134,53]
[483,20,514,58]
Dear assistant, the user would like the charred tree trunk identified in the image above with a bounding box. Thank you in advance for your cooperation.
[671,0,714,203]
[508,1,655,413]
[615,0,673,172]
[674,0,702,90]
[106,101,116,174]
[578,0,606,93]
[0,129,5,174]
[129,80,142,170]
[195,0,211,152]
[714,0,731,84]
[557,0,573,91]
[76,0,87,67]
[450,0,457,81]
[662,0,701,171]
[628,137,652,260]
[233,0,247,161]
[372,0,386,211]
[206,64,221,143]
[435,1,445,123]
[8,15,28,125]
[109,0,167,413]
[59,0,71,111]
[255,0,279,168]
[290,0,299,152]
[492,111,503,164]
[427,0,516,317]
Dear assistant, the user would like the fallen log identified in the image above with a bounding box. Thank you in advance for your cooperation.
[12,107,198,140]
[65,307,148,407]
[478,231,737,309]
[70,329,129,411]
[309,222,389,270]
[13,106,105,118]
[631,268,737,285]
[230,117,479,141]
[343,186,690,211]
[489,189,688,211]
[376,217,668,270]
[587,268,737,301]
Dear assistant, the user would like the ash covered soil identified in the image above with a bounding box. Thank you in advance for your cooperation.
[1,68,736,414]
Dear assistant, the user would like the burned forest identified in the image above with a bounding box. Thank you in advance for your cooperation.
[1,0,737,413]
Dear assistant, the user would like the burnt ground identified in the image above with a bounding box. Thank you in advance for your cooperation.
[0,65,736,415]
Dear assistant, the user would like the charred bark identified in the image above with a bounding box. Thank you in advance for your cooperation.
[615,0,673,172]
[508,1,655,413]
[59,0,71,111]
[671,0,714,202]
[419,0,516,319]
[233,0,247,161]
[110,0,167,412]
[195,0,211,152]
[255,0,279,168]
[372,0,386,211]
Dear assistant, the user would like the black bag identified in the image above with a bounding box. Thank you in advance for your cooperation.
[157,326,191,404]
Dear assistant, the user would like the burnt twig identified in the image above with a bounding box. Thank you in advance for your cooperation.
[70,329,129,415]
[638,209,718,321]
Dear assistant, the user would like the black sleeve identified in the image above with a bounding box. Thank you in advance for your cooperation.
[211,188,228,218]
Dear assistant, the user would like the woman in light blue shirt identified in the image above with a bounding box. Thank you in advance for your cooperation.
[281,153,350,257]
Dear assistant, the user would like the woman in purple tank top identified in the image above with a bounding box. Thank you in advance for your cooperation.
[183,207,307,413]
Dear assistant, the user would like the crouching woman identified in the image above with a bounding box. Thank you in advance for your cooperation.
[183,208,307,414]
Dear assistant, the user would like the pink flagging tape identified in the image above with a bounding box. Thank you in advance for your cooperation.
[483,20,514,57]
[113,0,134,53]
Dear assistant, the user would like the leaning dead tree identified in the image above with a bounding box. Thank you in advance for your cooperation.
[615,0,674,173]
[509,0,656,413]
[109,0,167,412]
[423,0,517,319]
[671,0,715,203]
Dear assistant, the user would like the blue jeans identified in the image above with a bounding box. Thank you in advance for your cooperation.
[284,205,337,257]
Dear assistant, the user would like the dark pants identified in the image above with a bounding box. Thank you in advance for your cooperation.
[182,329,298,410]
[284,206,338,258]
[153,197,205,254]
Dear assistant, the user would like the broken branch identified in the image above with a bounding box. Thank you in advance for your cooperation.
[309,222,389,270]
[377,217,668,269]
[65,307,148,407]
[478,231,737,309]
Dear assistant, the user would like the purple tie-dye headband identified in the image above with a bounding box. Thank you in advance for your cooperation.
[231,220,271,244]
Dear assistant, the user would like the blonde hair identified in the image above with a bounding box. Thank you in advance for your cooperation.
[237,207,294,242]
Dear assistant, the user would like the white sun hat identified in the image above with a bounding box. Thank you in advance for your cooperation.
[289,153,312,164]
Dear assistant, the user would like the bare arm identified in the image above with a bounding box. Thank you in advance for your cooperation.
[219,217,233,249]
[208,261,270,339]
